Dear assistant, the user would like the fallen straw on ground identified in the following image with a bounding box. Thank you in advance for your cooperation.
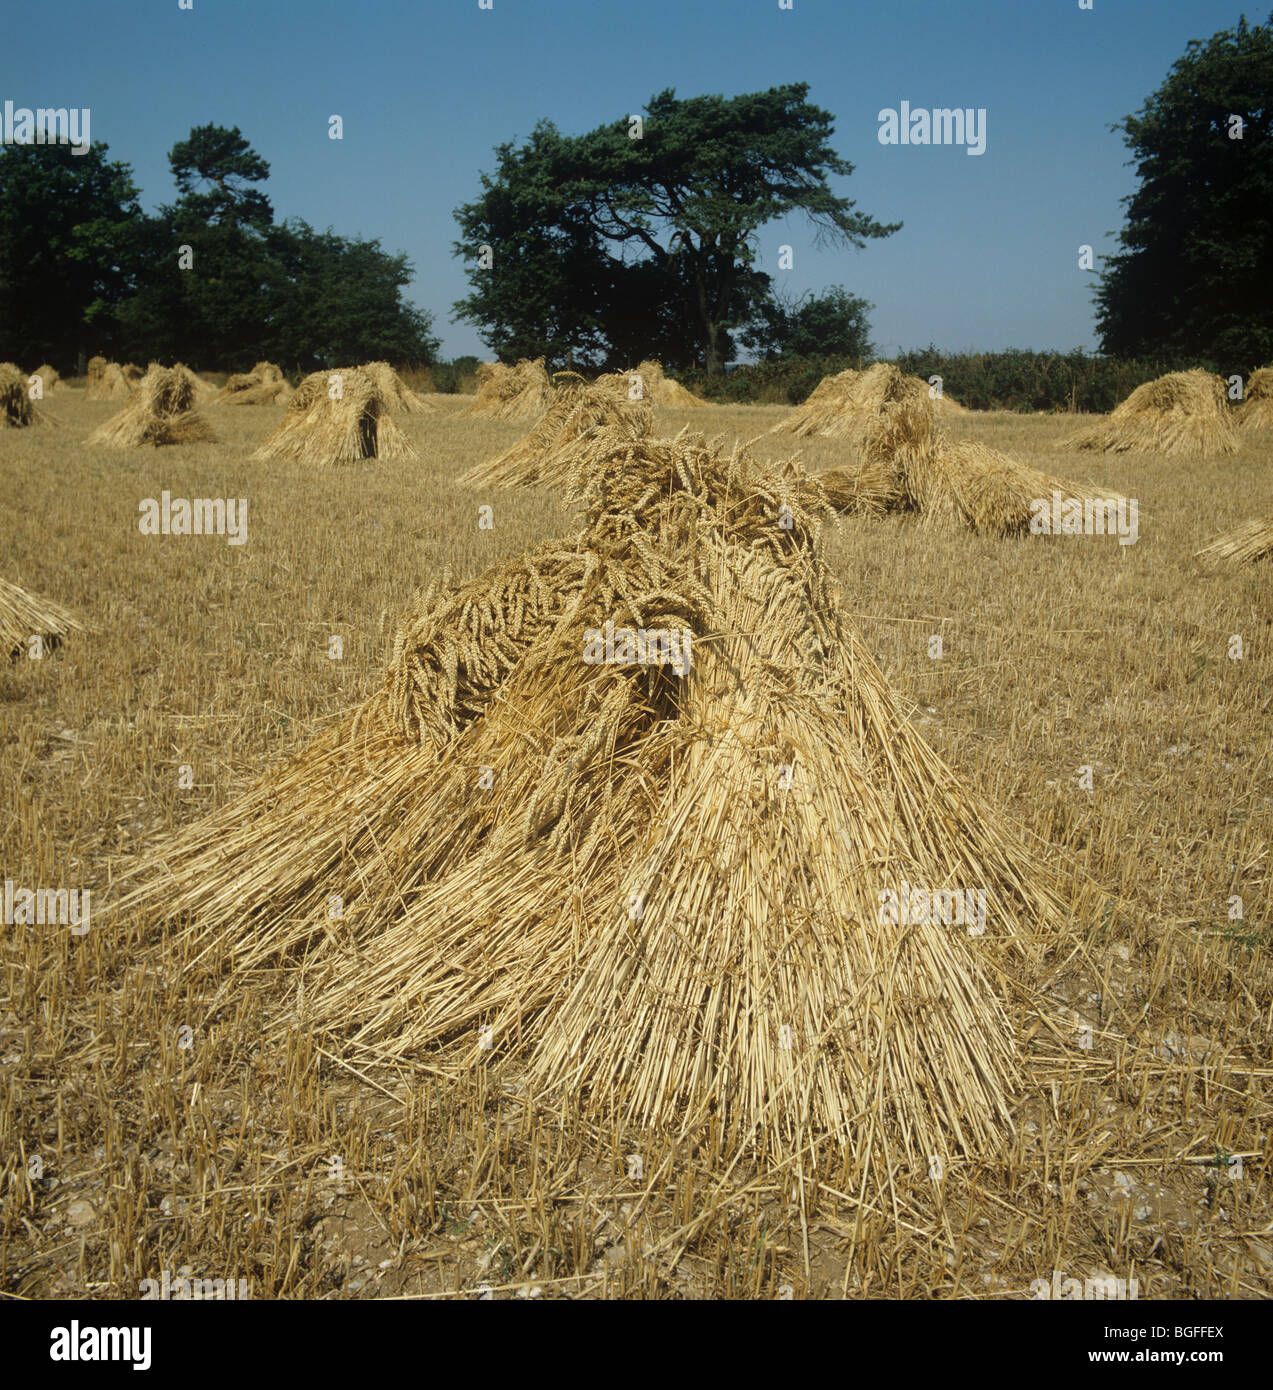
[0,575,83,658]
[1196,513,1273,567]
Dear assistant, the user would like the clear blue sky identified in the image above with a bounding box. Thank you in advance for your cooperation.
[8,0,1262,359]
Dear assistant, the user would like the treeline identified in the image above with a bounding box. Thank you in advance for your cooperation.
[424,357,481,393]
[683,349,1234,412]
[0,125,438,376]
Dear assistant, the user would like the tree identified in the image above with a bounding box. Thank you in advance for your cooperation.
[1095,15,1273,368]
[116,128,437,372]
[740,285,874,359]
[113,209,193,364]
[116,126,276,369]
[452,122,615,366]
[454,84,899,376]
[0,142,140,369]
[4,122,439,373]
[168,124,273,231]
[264,220,440,371]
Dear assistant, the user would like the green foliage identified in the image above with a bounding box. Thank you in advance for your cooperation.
[686,349,1196,410]
[168,123,273,232]
[429,356,482,393]
[262,220,440,373]
[0,143,141,368]
[112,211,200,365]
[1096,15,1273,367]
[740,285,875,360]
[681,353,868,404]
[453,84,898,376]
[117,217,277,371]
[117,124,282,368]
[890,348,1191,412]
[452,121,613,367]
[3,125,437,373]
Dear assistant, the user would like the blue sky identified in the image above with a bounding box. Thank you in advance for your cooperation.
[6,0,1261,359]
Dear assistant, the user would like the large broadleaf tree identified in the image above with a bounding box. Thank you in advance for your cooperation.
[454,84,897,376]
[1095,15,1273,368]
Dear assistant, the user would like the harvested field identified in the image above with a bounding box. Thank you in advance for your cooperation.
[122,426,1069,1168]
[3,394,1272,1303]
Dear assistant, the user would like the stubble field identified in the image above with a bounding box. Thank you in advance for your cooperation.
[2,387,1271,1299]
